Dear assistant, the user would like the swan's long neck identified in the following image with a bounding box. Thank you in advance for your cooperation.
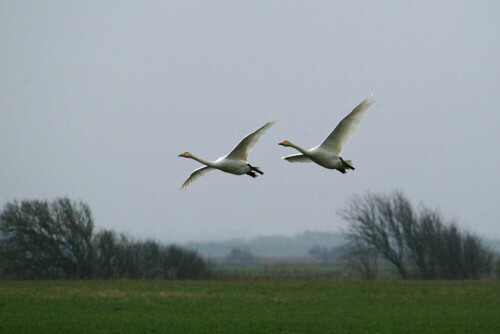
[190,154,215,167]
[288,142,309,155]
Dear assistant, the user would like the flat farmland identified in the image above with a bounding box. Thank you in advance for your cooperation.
[0,280,498,333]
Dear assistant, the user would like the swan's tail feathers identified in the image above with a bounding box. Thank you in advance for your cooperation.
[282,154,312,163]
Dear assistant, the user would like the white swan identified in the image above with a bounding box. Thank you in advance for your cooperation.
[179,118,276,190]
[279,95,376,173]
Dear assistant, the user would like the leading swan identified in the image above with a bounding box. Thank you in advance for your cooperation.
[279,95,376,173]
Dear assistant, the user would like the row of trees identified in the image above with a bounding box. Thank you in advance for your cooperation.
[340,191,495,279]
[0,198,210,280]
[1,193,496,280]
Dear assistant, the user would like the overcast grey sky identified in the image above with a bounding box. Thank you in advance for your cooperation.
[1,1,499,242]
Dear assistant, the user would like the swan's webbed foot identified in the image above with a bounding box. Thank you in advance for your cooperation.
[246,171,257,178]
[247,164,264,175]
[337,169,347,174]
[339,157,355,170]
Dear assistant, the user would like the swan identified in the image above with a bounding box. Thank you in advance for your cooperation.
[179,118,276,190]
[279,94,376,174]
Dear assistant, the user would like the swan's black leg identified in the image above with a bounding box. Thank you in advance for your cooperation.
[339,157,355,170]
[246,171,257,178]
[337,169,346,174]
[247,164,264,175]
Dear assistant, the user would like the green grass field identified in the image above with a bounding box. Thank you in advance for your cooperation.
[1,280,498,333]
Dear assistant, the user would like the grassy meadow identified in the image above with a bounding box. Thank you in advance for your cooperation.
[1,279,499,333]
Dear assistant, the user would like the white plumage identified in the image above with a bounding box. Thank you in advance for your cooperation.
[279,95,376,173]
[179,118,276,190]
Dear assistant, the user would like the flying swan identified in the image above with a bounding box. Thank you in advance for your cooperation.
[179,118,276,190]
[279,95,376,173]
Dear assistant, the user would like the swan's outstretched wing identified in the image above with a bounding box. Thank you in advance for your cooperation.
[318,95,376,155]
[226,118,277,161]
[282,154,312,163]
[180,166,214,190]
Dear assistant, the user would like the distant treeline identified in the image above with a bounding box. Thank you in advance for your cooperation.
[0,198,210,280]
[184,231,347,258]
[1,195,498,281]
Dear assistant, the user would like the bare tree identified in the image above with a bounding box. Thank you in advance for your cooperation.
[339,191,494,280]
[93,229,122,279]
[0,198,94,279]
[162,245,210,279]
[343,240,378,279]
[339,192,408,278]
[0,198,214,280]
[52,198,94,278]
[494,257,500,280]
[462,232,493,279]
[0,200,59,279]
[136,240,164,279]
[402,208,442,279]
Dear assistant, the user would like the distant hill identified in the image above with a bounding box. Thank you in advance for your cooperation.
[483,238,500,254]
[183,231,500,259]
[183,231,348,258]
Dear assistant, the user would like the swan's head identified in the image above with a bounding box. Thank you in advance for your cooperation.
[278,140,291,147]
[178,152,192,158]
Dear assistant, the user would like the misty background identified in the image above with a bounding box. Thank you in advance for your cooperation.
[1,2,499,244]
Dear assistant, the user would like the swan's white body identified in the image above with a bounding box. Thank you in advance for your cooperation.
[280,95,376,173]
[179,118,276,189]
